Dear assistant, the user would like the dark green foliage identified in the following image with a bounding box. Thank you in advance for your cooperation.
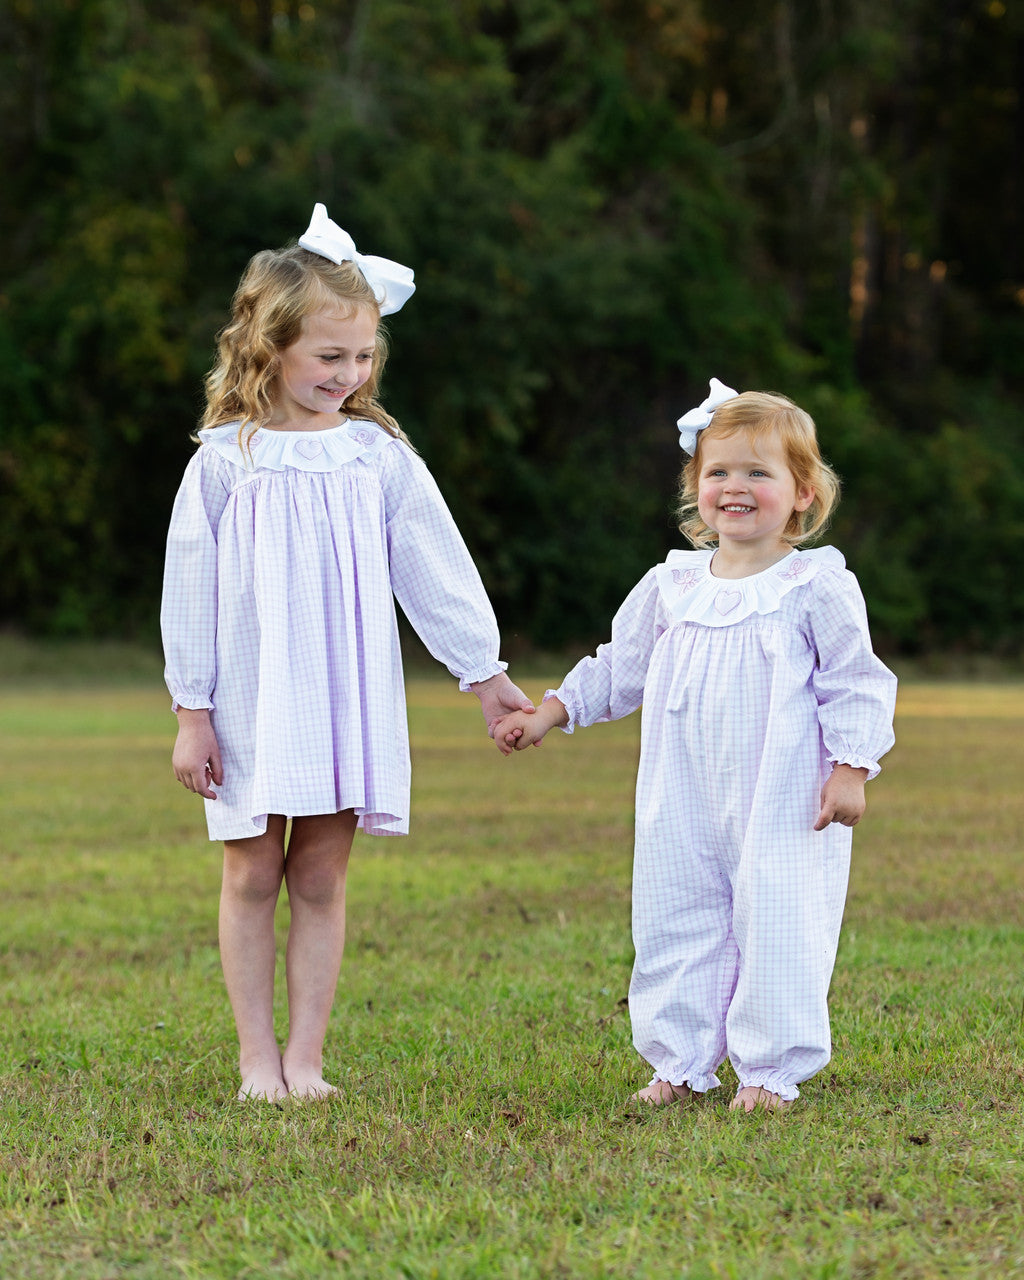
[1,0,1021,653]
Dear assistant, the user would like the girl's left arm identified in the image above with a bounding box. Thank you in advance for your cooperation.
[381,443,530,728]
[808,569,898,783]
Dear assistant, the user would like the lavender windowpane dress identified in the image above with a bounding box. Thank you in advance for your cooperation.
[161,420,505,841]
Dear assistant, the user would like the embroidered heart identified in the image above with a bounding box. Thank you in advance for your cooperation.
[714,589,741,615]
[294,438,325,460]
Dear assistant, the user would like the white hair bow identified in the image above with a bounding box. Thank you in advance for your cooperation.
[298,203,416,316]
[676,377,740,454]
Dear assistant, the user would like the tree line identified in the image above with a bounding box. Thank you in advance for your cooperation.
[2,0,1022,656]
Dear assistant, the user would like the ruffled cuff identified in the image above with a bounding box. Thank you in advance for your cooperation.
[828,752,882,782]
[546,687,578,733]
[457,660,508,693]
[168,688,215,713]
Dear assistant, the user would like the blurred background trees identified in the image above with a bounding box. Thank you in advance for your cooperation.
[2,0,1022,656]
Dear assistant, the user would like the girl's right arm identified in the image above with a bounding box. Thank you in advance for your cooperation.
[551,568,665,733]
[161,450,231,788]
[496,570,665,757]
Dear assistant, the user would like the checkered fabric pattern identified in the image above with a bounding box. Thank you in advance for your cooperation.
[553,551,897,1100]
[161,424,504,841]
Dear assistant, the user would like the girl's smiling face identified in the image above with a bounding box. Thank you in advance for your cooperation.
[697,429,814,556]
[270,306,378,429]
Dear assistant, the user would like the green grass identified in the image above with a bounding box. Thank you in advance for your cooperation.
[1,672,1023,1278]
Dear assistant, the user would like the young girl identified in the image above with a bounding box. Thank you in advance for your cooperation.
[494,379,897,1112]
[161,203,531,1102]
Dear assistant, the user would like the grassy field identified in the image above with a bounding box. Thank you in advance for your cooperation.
[0,653,1022,1278]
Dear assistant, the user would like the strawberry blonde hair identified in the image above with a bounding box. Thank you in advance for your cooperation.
[676,391,839,548]
[201,244,409,446]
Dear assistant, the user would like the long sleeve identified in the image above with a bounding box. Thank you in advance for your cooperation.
[553,569,667,730]
[380,442,506,688]
[807,569,897,779]
[160,448,231,710]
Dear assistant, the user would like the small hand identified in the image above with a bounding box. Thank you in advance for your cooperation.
[814,764,868,830]
[470,673,536,738]
[493,712,540,756]
[172,708,224,800]
[494,698,569,756]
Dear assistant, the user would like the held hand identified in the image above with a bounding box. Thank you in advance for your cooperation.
[814,764,868,831]
[494,697,569,756]
[493,711,542,756]
[469,672,536,738]
[172,708,224,800]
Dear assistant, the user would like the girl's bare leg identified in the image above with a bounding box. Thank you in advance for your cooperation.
[220,816,288,1101]
[280,810,357,1098]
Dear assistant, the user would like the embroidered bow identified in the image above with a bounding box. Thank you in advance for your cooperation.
[298,203,416,316]
[676,377,739,454]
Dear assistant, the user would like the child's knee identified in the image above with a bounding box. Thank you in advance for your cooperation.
[286,860,346,907]
[224,861,283,905]
[223,840,285,903]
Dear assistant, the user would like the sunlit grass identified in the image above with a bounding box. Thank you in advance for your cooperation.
[0,675,1022,1278]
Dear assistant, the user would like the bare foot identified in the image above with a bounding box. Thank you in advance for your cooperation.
[237,1064,288,1103]
[633,1080,692,1106]
[283,1059,337,1100]
[730,1086,790,1113]
[237,1048,287,1102]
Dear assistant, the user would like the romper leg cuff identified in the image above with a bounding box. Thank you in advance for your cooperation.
[651,1070,722,1095]
[736,1073,800,1103]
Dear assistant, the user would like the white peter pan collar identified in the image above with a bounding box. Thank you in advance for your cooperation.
[198,419,396,472]
[655,546,845,626]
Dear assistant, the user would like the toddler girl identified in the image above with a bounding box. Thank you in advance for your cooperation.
[494,379,896,1111]
[162,204,531,1101]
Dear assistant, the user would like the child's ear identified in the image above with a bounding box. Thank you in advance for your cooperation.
[794,485,815,513]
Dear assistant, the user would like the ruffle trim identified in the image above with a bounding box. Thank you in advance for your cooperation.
[197,419,399,473]
[736,1075,801,1103]
[170,695,214,713]
[545,689,577,734]
[655,546,845,627]
[828,750,883,781]
[457,661,509,692]
[651,1070,722,1095]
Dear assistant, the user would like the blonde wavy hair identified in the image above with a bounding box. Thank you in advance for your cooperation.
[200,243,409,446]
[677,391,839,548]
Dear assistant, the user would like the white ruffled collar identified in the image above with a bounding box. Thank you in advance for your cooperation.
[198,419,397,472]
[655,546,844,626]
